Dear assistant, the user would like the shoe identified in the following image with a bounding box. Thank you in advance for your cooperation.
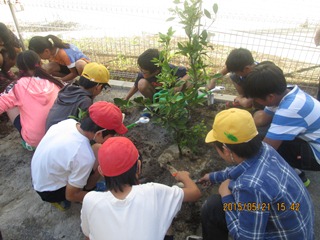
[50,200,71,211]
[141,107,152,118]
[186,236,202,240]
[21,140,36,151]
[298,171,311,187]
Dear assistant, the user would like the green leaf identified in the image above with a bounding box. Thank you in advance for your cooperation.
[213,3,218,14]
[132,96,145,104]
[201,30,208,40]
[204,9,211,19]
[166,17,175,22]
[114,97,126,106]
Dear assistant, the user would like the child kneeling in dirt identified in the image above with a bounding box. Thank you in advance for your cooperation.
[195,108,314,240]
[206,48,261,109]
[0,50,64,150]
[45,62,111,132]
[31,102,127,210]
[81,136,201,240]
[124,48,190,101]
[244,61,320,186]
[29,34,90,82]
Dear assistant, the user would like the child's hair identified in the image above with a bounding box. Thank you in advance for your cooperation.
[244,61,287,99]
[28,35,70,54]
[225,48,254,72]
[0,22,21,60]
[80,116,116,136]
[78,76,110,90]
[104,161,139,192]
[137,48,161,73]
[16,50,64,88]
[213,135,262,159]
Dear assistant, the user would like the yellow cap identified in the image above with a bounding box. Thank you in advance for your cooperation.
[82,62,110,85]
[205,108,258,144]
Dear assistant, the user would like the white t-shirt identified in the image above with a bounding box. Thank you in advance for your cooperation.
[31,119,95,192]
[81,183,184,240]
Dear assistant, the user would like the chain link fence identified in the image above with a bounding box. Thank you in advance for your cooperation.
[1,0,320,96]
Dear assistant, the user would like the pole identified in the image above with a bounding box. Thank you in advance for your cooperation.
[8,0,26,51]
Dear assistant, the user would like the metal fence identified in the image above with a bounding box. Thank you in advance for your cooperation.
[1,0,320,96]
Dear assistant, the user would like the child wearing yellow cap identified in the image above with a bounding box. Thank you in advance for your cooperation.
[195,108,314,240]
[45,62,110,131]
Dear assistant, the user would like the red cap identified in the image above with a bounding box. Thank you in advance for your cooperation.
[89,101,127,135]
[98,137,139,177]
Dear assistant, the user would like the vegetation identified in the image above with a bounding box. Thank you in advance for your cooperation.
[116,0,218,156]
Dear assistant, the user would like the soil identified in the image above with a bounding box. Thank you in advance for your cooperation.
[0,87,228,240]
[1,86,320,240]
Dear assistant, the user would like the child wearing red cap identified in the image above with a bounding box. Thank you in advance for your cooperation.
[31,101,127,211]
[81,137,201,240]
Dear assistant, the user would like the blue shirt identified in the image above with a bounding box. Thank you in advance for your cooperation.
[209,143,314,239]
[265,85,320,163]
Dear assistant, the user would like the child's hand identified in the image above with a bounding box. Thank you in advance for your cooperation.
[218,179,231,197]
[197,174,212,187]
[174,171,190,182]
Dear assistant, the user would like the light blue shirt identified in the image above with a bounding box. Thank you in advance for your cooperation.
[265,85,320,163]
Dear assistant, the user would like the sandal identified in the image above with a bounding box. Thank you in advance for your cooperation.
[21,140,36,151]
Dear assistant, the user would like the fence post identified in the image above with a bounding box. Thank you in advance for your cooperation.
[8,0,26,51]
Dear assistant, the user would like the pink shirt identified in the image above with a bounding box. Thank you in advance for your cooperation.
[0,76,60,146]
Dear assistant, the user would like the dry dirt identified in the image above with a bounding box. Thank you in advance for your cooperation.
[0,87,226,240]
[1,86,319,240]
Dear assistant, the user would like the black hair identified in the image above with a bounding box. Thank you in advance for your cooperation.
[102,129,116,138]
[78,76,109,90]
[243,61,287,99]
[0,22,21,61]
[137,48,161,73]
[225,48,254,72]
[213,135,262,159]
[28,34,70,53]
[80,116,104,133]
[80,116,116,136]
[16,50,64,88]
[104,161,139,192]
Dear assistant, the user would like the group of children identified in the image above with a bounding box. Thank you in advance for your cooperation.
[0,22,319,240]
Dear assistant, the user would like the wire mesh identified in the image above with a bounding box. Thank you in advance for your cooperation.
[1,0,319,96]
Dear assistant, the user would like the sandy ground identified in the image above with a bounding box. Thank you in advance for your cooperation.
[1,85,320,240]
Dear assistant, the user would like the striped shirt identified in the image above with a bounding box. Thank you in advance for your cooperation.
[209,143,314,239]
[265,85,320,164]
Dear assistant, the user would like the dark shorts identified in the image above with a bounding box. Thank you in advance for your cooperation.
[277,138,320,171]
[36,186,66,203]
[13,114,22,138]
[59,65,71,75]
